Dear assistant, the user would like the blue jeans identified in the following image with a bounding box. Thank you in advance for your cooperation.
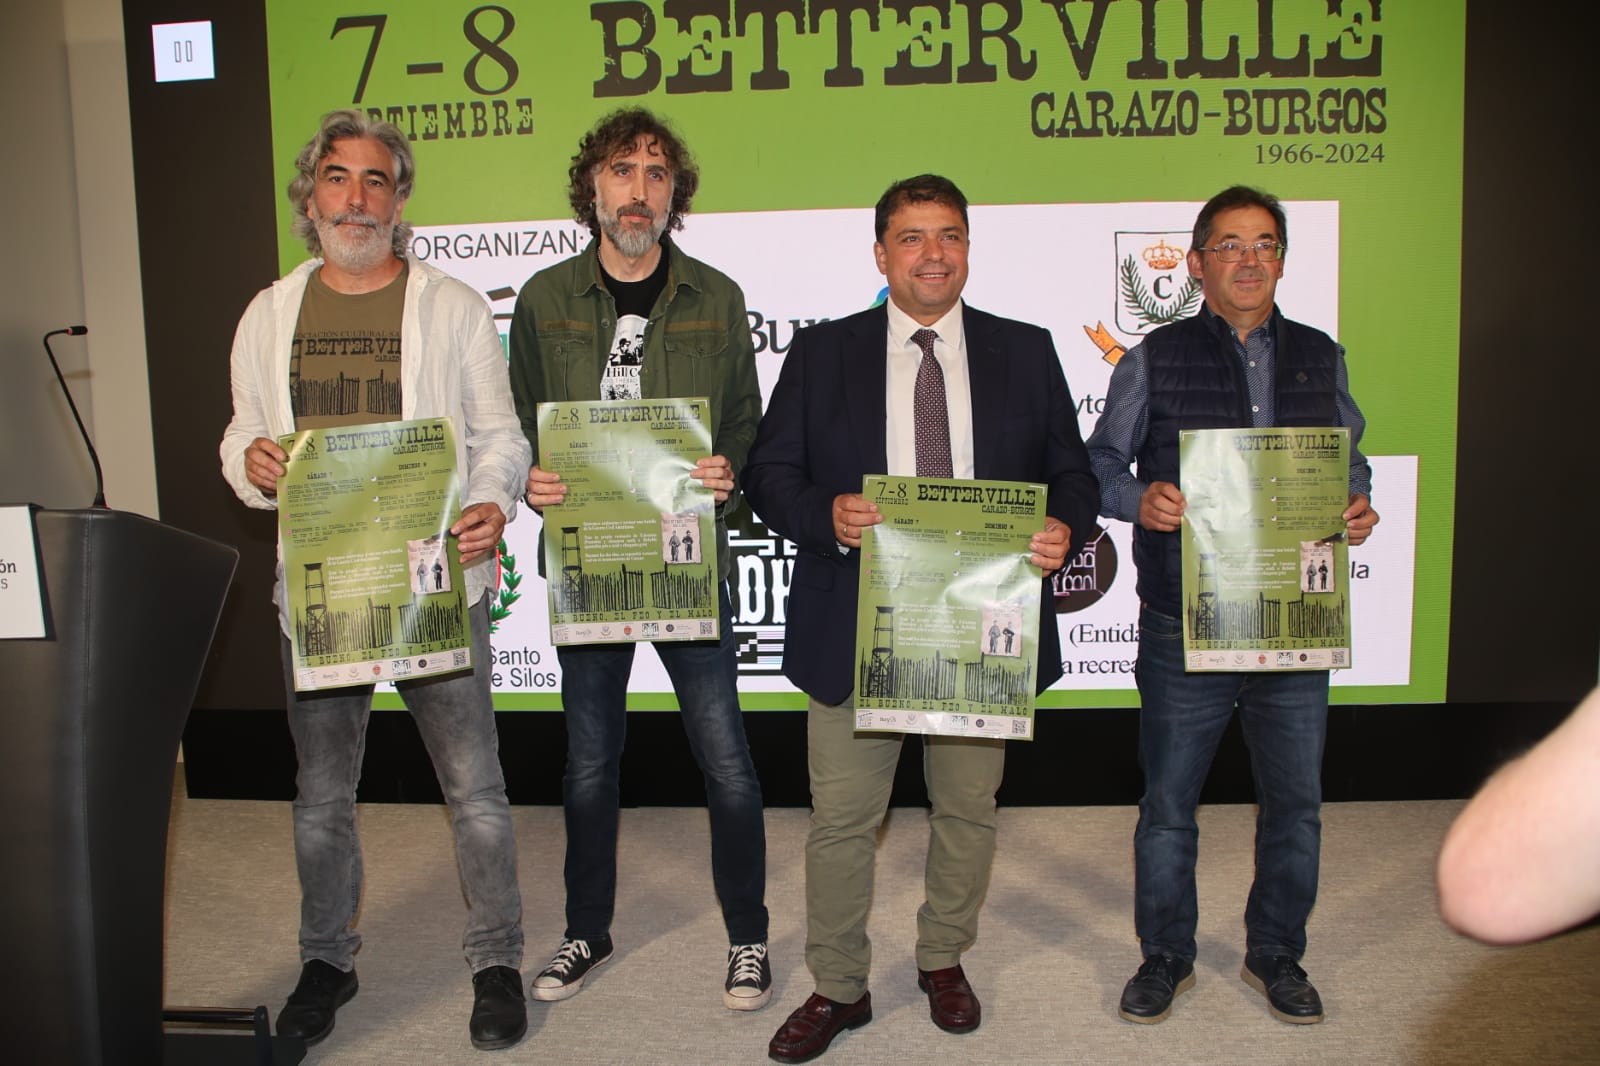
[281,596,523,973]
[554,583,768,944]
[1132,605,1327,963]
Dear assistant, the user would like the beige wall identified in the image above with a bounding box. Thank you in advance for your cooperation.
[1,0,157,517]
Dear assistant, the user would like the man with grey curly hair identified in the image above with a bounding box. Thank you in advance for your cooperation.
[220,109,531,1052]
[286,108,416,259]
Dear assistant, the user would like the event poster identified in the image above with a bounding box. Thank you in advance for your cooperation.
[1180,427,1352,671]
[854,475,1045,740]
[536,397,718,644]
[278,417,471,689]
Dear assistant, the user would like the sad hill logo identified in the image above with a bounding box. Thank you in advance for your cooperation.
[1084,231,1201,368]
[1052,525,1117,613]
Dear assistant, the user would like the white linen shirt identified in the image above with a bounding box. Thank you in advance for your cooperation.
[220,254,531,633]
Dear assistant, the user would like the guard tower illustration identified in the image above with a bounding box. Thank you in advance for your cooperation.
[303,562,331,655]
[865,606,895,698]
[560,527,584,611]
[1193,552,1218,640]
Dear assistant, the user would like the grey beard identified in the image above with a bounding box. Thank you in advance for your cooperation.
[601,210,666,259]
[316,215,395,273]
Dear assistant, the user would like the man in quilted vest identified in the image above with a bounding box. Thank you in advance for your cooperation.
[1087,185,1380,1027]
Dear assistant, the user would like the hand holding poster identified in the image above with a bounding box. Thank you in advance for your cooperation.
[536,397,718,644]
[278,417,471,689]
[1180,427,1352,672]
[855,475,1046,740]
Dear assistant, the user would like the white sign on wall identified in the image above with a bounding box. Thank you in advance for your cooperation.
[0,507,46,639]
[151,21,216,83]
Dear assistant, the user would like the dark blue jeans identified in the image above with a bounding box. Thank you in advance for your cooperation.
[1132,605,1328,963]
[281,596,523,973]
[554,583,767,944]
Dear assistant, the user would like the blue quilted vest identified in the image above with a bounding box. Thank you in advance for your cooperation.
[1132,309,1340,614]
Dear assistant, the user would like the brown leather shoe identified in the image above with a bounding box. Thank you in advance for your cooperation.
[768,991,872,1063]
[917,965,981,1033]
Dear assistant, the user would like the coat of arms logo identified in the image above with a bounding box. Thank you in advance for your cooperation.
[1114,231,1201,336]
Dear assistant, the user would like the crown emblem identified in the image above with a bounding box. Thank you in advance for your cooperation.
[1142,239,1183,271]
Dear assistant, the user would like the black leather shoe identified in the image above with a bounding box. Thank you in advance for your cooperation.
[768,992,872,1063]
[1119,954,1195,1024]
[276,959,358,1045]
[917,965,981,1033]
[1241,954,1324,1024]
[469,965,528,1050]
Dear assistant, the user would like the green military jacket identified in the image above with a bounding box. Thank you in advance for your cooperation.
[507,237,761,575]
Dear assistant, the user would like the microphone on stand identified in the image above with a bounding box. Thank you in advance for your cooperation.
[42,325,107,508]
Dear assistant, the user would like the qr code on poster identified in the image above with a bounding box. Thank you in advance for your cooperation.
[453,650,469,668]
[1011,719,1028,736]
[1331,649,1348,667]
[700,620,714,636]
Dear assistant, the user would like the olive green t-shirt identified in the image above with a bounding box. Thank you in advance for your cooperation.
[290,262,407,430]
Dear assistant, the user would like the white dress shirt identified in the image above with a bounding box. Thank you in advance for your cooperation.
[884,297,975,479]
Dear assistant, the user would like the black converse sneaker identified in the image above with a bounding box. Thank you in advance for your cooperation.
[529,936,614,1002]
[724,942,772,1011]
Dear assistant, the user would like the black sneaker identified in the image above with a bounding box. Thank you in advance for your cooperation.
[529,936,614,1002]
[276,959,358,1045]
[470,965,527,1050]
[1118,954,1195,1024]
[1241,953,1324,1024]
[724,942,773,1011]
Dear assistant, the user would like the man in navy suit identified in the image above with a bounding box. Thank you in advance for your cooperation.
[744,174,1099,1062]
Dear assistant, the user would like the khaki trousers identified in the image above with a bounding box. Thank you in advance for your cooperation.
[804,694,1006,1003]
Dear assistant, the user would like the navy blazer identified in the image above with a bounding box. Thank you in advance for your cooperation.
[743,302,1099,706]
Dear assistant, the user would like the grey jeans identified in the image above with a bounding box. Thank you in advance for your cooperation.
[280,596,523,973]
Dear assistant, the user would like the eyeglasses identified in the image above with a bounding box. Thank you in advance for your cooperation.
[1197,240,1285,263]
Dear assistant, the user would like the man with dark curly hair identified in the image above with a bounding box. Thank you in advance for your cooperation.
[507,108,770,1012]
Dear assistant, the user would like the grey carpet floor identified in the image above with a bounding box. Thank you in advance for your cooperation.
[163,787,1600,1065]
